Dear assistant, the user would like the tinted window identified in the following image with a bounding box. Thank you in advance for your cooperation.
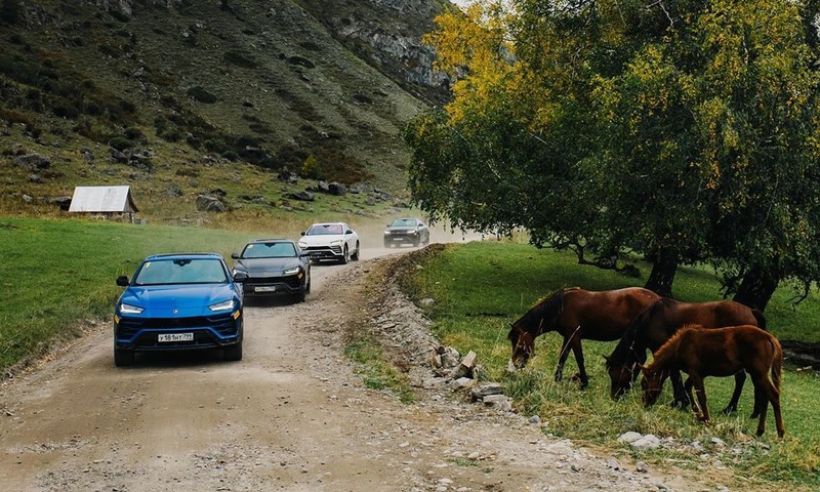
[242,242,297,258]
[391,218,417,227]
[306,224,343,235]
[134,259,228,286]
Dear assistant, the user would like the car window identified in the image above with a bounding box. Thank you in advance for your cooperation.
[306,224,343,235]
[134,259,228,286]
[391,218,417,227]
[242,242,296,258]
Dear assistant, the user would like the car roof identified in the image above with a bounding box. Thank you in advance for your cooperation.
[145,252,224,261]
[247,238,294,244]
[310,222,344,226]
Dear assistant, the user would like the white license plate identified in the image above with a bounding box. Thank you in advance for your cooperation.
[255,286,276,292]
[158,333,194,343]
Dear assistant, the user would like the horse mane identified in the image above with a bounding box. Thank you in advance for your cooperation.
[607,297,673,368]
[511,287,580,337]
[648,324,704,369]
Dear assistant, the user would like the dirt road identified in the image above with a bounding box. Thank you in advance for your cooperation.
[0,246,704,492]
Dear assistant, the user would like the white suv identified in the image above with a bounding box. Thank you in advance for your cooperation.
[298,222,360,264]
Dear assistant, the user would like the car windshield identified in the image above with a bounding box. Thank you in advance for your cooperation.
[242,242,297,258]
[134,258,228,286]
[390,218,417,228]
[306,224,343,235]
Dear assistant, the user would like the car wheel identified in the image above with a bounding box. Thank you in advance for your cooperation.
[305,273,311,294]
[114,348,134,367]
[224,342,243,361]
[413,238,420,247]
[341,245,350,264]
[352,242,360,261]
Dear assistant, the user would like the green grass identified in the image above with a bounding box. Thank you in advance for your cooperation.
[345,336,415,404]
[402,241,820,489]
[0,216,265,371]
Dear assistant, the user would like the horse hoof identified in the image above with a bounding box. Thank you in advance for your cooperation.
[721,407,737,416]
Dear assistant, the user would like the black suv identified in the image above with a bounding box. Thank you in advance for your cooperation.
[231,239,311,302]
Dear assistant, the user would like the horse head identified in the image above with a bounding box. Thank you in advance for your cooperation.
[640,365,667,407]
[507,290,565,369]
[605,350,644,400]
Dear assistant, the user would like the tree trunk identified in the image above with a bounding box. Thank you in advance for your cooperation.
[732,266,780,311]
[645,250,678,297]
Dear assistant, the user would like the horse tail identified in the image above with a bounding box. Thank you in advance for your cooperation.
[769,336,783,392]
[752,309,768,330]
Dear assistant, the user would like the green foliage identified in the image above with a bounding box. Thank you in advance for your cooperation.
[408,0,820,302]
[404,241,820,487]
[345,337,415,403]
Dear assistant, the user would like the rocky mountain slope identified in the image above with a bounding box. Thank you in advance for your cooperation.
[0,0,453,220]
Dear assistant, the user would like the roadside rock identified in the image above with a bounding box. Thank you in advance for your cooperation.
[470,383,503,402]
[631,435,661,450]
[328,182,347,196]
[483,394,512,412]
[617,432,643,444]
[418,298,435,308]
[14,153,51,170]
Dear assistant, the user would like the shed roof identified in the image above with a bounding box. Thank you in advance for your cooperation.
[69,186,139,213]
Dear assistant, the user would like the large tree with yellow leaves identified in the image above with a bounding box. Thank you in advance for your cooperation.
[405,0,819,307]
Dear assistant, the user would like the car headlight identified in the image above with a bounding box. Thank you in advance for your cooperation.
[209,299,236,312]
[330,240,343,246]
[408,230,418,235]
[298,241,308,248]
[384,230,391,235]
[284,266,301,276]
[120,303,144,315]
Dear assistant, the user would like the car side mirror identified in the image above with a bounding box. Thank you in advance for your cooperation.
[116,276,129,287]
[300,231,306,236]
[231,252,240,260]
[233,271,248,283]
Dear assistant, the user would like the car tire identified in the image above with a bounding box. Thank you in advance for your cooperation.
[305,273,311,294]
[114,348,134,367]
[341,246,350,264]
[224,342,243,361]
[352,242,360,261]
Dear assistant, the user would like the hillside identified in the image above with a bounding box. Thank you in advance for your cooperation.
[0,0,453,222]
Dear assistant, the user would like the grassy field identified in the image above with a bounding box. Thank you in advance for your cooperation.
[402,242,820,489]
[0,216,278,371]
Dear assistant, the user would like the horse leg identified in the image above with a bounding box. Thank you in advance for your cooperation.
[750,376,769,436]
[691,375,710,423]
[751,382,764,419]
[670,371,690,410]
[754,375,784,437]
[722,371,746,415]
[554,336,571,383]
[569,337,589,389]
[684,377,699,419]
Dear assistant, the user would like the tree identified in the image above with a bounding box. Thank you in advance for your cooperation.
[406,0,820,304]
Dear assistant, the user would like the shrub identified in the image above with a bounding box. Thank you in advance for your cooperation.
[109,136,132,151]
[124,126,145,141]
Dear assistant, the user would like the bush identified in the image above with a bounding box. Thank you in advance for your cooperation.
[186,86,217,103]
[109,136,132,151]
[124,126,145,141]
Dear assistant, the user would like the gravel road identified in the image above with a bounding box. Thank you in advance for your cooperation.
[0,244,708,492]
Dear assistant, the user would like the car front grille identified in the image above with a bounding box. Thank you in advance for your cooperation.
[117,314,238,339]
[246,274,302,288]
[304,245,342,254]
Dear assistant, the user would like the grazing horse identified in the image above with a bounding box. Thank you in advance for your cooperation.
[605,297,766,414]
[641,325,784,437]
[508,287,660,388]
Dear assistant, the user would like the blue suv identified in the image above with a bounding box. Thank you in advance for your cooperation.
[113,253,246,366]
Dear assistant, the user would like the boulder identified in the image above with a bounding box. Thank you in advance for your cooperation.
[328,182,347,196]
[288,191,315,202]
[617,432,643,444]
[14,154,51,170]
[196,194,227,212]
[48,196,72,210]
[314,180,330,193]
[483,394,512,411]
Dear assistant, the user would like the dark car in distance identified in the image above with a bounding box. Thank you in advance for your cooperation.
[231,239,311,302]
[113,253,245,367]
[383,218,430,248]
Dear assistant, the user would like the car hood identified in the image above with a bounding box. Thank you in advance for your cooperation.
[386,226,418,232]
[119,284,237,318]
[234,257,301,276]
[298,234,345,246]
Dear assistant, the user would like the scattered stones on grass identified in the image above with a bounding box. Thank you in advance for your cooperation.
[635,461,648,473]
[289,191,315,202]
[528,415,541,425]
[196,194,228,212]
[630,434,661,450]
[616,432,642,444]
[418,298,435,308]
[14,153,51,170]
[470,383,503,402]
[482,394,512,412]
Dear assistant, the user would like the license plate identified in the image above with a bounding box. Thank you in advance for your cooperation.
[255,286,276,292]
[158,333,194,343]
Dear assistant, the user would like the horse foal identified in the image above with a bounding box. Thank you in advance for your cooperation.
[641,325,784,438]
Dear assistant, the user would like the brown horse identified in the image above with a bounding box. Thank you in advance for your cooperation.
[508,287,660,388]
[641,325,784,437]
[605,297,766,414]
